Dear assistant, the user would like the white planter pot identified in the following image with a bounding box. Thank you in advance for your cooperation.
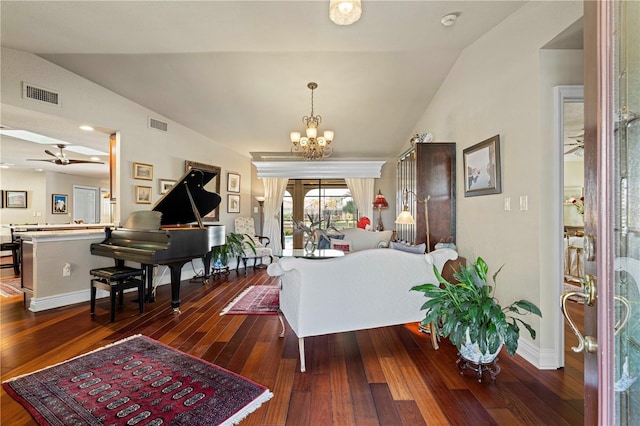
[459,329,503,364]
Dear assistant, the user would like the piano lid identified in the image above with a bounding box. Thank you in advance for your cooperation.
[152,167,222,226]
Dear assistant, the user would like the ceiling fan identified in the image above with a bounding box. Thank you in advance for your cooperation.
[564,133,584,156]
[28,144,104,165]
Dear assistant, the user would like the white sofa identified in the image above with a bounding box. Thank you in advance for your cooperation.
[267,247,458,372]
[336,228,394,252]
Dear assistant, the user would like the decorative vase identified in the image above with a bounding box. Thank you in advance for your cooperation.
[458,329,503,364]
[304,232,317,254]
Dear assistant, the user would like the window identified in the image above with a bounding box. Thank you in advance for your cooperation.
[283,179,355,249]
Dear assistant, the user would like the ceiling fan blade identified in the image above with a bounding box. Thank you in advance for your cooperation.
[66,159,105,165]
[44,149,58,158]
[565,146,581,155]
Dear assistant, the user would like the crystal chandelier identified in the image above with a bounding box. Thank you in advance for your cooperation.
[290,82,334,160]
[329,0,362,26]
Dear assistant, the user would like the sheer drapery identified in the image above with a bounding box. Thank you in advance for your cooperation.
[262,177,288,254]
[345,178,374,221]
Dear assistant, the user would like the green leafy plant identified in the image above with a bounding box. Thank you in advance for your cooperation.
[211,232,256,267]
[411,257,542,357]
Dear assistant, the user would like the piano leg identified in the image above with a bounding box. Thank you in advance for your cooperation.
[201,251,212,285]
[144,264,155,302]
[168,261,190,313]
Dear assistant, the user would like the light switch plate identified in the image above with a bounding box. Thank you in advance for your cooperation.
[504,197,511,211]
[520,195,528,211]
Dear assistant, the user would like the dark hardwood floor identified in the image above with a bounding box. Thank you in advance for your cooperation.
[1,263,584,425]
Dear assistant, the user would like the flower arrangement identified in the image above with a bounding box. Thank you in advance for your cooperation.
[566,196,584,215]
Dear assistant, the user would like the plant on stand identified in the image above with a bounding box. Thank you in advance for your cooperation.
[411,257,542,381]
[210,232,256,275]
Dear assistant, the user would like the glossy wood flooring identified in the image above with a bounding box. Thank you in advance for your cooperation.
[1,266,584,425]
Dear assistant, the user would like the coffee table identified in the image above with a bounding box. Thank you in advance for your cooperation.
[275,249,345,259]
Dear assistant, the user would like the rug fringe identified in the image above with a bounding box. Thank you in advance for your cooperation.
[220,286,255,316]
[2,334,143,384]
[222,389,274,425]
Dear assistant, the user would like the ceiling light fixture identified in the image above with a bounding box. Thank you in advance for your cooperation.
[440,12,459,27]
[329,0,362,25]
[290,82,334,160]
[79,125,94,131]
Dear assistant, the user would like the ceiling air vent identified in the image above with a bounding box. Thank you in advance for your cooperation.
[22,82,61,107]
[148,117,168,132]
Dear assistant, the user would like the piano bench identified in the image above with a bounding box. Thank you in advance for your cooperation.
[90,267,145,322]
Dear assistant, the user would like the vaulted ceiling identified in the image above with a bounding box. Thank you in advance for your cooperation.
[1,1,528,176]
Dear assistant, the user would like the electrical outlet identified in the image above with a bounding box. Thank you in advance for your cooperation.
[63,263,71,277]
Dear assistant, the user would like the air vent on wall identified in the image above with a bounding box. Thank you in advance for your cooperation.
[148,117,168,132]
[22,82,61,107]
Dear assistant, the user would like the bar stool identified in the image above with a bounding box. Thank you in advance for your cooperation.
[90,266,145,322]
[0,242,20,275]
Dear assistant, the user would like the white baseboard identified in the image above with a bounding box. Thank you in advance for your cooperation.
[27,268,203,312]
[515,338,562,370]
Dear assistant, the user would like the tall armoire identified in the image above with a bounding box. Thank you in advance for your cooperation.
[396,143,456,251]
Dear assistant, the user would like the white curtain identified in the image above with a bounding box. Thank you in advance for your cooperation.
[345,178,374,222]
[262,177,288,254]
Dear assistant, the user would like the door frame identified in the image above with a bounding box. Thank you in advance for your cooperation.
[553,85,584,368]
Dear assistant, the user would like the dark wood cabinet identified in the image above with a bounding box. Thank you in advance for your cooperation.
[396,143,456,251]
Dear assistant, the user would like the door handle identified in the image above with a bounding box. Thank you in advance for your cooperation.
[560,275,631,354]
[561,274,598,353]
[613,295,631,336]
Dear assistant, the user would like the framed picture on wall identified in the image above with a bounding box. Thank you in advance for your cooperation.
[136,186,152,204]
[159,179,176,194]
[463,135,502,197]
[227,172,240,193]
[227,194,240,213]
[5,190,27,208]
[52,194,68,214]
[133,162,153,180]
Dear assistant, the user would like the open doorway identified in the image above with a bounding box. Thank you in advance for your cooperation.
[555,85,584,373]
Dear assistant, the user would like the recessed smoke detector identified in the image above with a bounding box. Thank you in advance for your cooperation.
[441,13,459,27]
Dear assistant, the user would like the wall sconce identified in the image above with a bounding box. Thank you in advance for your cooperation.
[395,189,431,251]
[372,189,389,231]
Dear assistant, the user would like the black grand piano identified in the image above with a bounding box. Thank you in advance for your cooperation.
[91,167,225,312]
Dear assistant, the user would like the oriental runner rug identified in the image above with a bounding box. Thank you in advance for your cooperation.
[3,335,272,425]
[0,276,22,297]
[220,286,279,316]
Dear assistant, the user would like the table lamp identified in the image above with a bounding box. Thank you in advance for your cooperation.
[372,190,389,231]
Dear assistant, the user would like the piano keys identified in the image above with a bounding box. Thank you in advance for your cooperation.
[91,167,225,312]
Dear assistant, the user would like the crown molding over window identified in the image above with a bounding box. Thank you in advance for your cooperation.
[252,160,386,179]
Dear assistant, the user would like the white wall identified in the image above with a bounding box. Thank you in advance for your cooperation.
[1,47,252,233]
[409,2,583,367]
[0,169,46,225]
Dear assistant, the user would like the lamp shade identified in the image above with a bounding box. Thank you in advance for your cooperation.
[290,132,301,143]
[372,190,388,209]
[395,209,415,225]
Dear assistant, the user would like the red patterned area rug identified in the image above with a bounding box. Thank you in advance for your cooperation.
[220,286,279,316]
[3,335,273,425]
[0,276,22,297]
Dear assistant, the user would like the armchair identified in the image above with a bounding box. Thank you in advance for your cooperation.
[234,217,273,274]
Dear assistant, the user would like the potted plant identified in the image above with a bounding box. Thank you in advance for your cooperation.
[211,232,256,270]
[411,257,542,363]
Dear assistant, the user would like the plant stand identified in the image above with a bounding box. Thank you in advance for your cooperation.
[211,266,230,279]
[456,354,501,382]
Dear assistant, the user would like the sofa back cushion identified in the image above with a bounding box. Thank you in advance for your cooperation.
[339,228,393,252]
[390,241,426,254]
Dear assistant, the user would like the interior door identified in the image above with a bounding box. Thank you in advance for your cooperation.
[567,1,640,424]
